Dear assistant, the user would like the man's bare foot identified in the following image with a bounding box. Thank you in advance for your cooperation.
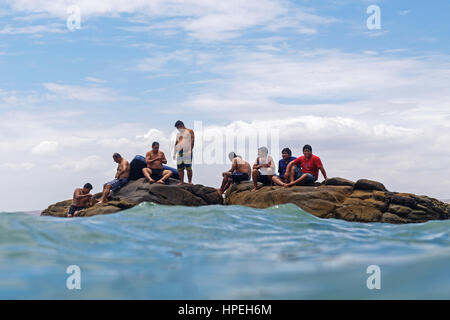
[149,179,156,184]
[177,182,184,185]
[96,200,105,205]
[67,214,73,218]
[156,180,165,185]
[251,187,258,192]
[188,181,193,185]
[216,188,223,195]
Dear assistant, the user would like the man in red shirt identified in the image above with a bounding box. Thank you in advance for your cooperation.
[284,144,327,188]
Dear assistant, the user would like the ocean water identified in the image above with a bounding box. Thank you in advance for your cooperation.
[0,203,449,299]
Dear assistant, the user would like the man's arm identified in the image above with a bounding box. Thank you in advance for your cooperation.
[229,158,238,172]
[319,166,327,180]
[252,158,261,170]
[161,152,167,164]
[74,189,91,200]
[190,129,195,150]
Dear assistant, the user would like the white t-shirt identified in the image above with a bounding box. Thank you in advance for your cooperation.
[258,155,275,175]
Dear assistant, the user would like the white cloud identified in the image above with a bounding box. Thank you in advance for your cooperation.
[31,141,59,155]
[50,155,103,172]
[4,0,337,40]
[0,23,65,35]
[42,82,129,102]
[84,76,106,84]
[5,162,36,170]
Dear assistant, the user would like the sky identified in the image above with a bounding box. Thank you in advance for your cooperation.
[0,0,449,211]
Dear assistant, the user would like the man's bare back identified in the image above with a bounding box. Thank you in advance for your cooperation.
[116,159,130,180]
[233,158,251,176]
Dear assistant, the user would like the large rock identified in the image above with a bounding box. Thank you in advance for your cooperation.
[41,177,450,224]
[225,178,450,224]
[41,178,223,218]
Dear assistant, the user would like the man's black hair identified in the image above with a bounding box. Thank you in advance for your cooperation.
[174,120,184,128]
[84,183,93,190]
[152,141,159,147]
[113,152,122,159]
[281,148,292,156]
[303,144,312,152]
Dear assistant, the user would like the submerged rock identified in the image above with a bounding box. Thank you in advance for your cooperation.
[41,177,450,224]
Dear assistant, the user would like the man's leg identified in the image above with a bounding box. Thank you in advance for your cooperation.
[219,172,232,193]
[187,167,193,184]
[177,167,185,185]
[99,184,112,203]
[289,173,309,187]
[251,169,259,191]
[157,170,173,184]
[142,168,155,183]
[223,177,233,193]
[272,175,286,186]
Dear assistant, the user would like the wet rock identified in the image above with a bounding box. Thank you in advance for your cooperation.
[354,179,387,192]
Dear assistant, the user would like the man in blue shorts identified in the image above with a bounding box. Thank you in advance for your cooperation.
[218,152,251,194]
[272,148,298,186]
[98,153,130,204]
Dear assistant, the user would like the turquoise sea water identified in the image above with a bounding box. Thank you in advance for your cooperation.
[0,203,449,299]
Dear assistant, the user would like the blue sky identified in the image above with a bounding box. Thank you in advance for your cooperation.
[1,0,450,211]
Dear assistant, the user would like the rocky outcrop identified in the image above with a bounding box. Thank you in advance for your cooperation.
[225,178,450,224]
[41,177,450,224]
[41,178,223,218]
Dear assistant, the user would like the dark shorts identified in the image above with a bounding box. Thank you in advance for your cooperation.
[67,205,86,216]
[231,172,250,183]
[257,174,272,185]
[150,168,164,181]
[104,178,128,192]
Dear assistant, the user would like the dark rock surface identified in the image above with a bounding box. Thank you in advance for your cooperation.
[41,177,450,224]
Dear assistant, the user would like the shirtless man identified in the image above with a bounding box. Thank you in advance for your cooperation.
[173,120,195,185]
[98,153,130,204]
[218,152,251,194]
[142,141,173,184]
[67,183,93,217]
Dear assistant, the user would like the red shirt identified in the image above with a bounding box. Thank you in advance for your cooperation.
[292,155,323,179]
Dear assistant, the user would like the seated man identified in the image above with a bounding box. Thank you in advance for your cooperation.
[284,144,327,188]
[67,183,93,217]
[98,153,130,204]
[142,141,173,184]
[272,148,298,186]
[251,146,276,192]
[218,152,251,194]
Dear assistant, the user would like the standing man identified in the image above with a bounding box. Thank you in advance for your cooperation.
[67,183,93,217]
[272,148,298,186]
[98,153,130,203]
[173,120,195,185]
[218,152,251,194]
[142,141,173,184]
[284,144,327,188]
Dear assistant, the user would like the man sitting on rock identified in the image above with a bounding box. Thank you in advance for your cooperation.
[67,183,93,217]
[251,146,276,192]
[98,153,130,204]
[284,144,327,188]
[142,141,173,184]
[218,152,251,194]
[272,147,298,187]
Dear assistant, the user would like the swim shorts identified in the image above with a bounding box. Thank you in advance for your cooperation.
[177,150,192,170]
[104,178,129,192]
[231,172,250,183]
[67,205,86,217]
[150,168,164,181]
[257,173,272,185]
